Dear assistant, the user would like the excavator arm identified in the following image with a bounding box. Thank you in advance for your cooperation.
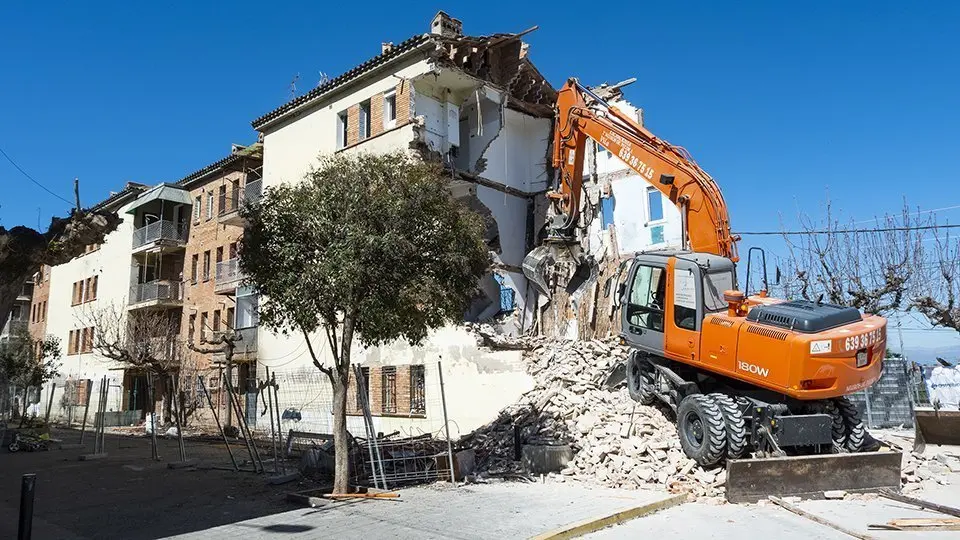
[524,78,739,296]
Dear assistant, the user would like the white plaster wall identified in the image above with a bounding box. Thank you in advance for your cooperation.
[260,57,433,190]
[40,201,138,422]
[268,326,533,440]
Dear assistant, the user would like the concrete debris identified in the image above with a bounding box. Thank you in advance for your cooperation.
[459,331,726,500]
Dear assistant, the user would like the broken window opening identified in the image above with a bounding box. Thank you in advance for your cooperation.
[410,365,425,415]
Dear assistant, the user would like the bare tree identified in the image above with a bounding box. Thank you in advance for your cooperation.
[79,304,189,423]
[778,201,922,315]
[779,200,960,334]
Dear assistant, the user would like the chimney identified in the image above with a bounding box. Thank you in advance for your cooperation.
[430,11,463,37]
[381,42,394,54]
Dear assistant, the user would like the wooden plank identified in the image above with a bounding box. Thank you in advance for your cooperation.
[883,518,960,531]
[878,488,960,518]
[726,452,902,503]
[769,496,874,540]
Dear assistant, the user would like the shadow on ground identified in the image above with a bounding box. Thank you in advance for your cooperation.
[0,427,308,539]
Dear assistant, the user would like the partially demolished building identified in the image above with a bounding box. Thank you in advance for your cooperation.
[251,12,683,438]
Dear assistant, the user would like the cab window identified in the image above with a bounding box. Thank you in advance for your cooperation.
[627,265,665,331]
[704,271,735,312]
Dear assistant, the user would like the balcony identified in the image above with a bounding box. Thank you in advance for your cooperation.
[214,258,244,294]
[1,319,29,339]
[132,220,188,252]
[218,179,263,227]
[211,326,258,363]
[128,280,183,310]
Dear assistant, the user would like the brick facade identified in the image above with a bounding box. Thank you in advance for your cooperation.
[346,104,360,147]
[180,167,252,372]
[395,80,411,123]
[29,265,51,340]
[337,82,410,152]
[346,364,425,417]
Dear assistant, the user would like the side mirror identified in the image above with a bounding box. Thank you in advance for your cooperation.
[617,282,627,304]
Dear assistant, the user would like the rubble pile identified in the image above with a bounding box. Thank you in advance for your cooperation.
[875,431,960,493]
[460,328,726,499]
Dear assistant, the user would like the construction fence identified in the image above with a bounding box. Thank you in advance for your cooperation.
[267,361,460,488]
[847,356,928,429]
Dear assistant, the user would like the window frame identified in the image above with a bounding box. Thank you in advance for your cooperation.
[336,111,348,149]
[381,366,397,414]
[626,264,666,332]
[383,91,397,129]
[410,365,426,415]
[359,100,371,141]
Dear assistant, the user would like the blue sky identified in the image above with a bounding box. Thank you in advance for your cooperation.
[2,2,959,359]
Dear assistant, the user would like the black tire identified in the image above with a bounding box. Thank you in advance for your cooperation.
[8,441,19,453]
[835,397,866,452]
[814,400,847,452]
[710,393,748,459]
[626,352,655,405]
[677,394,728,467]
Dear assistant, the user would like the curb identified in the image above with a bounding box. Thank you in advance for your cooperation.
[530,493,687,540]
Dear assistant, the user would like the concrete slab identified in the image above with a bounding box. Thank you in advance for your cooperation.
[163,482,674,540]
[798,499,960,539]
[584,502,850,539]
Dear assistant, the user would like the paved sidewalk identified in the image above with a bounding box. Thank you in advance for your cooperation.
[165,481,673,539]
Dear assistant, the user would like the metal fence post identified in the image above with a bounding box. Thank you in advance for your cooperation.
[18,473,36,540]
[437,359,457,486]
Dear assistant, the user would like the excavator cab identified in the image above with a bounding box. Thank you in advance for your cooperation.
[619,251,735,361]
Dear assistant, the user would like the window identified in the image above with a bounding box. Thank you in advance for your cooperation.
[216,246,223,265]
[337,111,348,149]
[206,191,214,219]
[410,365,425,415]
[90,275,98,301]
[11,304,22,321]
[200,312,208,338]
[225,307,234,330]
[81,327,93,353]
[626,265,666,332]
[203,251,211,281]
[383,92,397,129]
[191,254,199,284]
[194,196,201,221]
[356,367,370,411]
[188,314,196,343]
[67,330,76,355]
[42,301,46,322]
[359,100,371,141]
[229,241,238,260]
[218,185,227,215]
[213,310,221,332]
[673,269,698,331]
[235,287,259,329]
[71,281,80,305]
[704,271,735,312]
[647,187,664,222]
[381,366,397,413]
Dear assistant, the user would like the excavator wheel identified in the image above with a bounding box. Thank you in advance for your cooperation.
[710,393,748,459]
[813,400,848,452]
[677,394,728,467]
[626,352,655,405]
[835,397,867,452]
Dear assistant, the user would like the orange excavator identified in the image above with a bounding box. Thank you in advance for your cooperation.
[524,80,901,494]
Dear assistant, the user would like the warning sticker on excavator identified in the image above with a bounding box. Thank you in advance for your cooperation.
[674,269,696,308]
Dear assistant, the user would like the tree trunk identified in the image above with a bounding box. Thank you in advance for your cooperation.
[331,377,350,493]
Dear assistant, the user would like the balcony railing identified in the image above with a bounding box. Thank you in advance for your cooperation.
[215,258,241,283]
[132,220,188,249]
[128,280,183,306]
[218,180,264,218]
[243,179,262,205]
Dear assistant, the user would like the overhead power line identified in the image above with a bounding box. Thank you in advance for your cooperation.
[0,145,74,205]
[736,223,960,236]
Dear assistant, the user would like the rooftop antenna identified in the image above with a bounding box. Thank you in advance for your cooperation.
[318,71,329,87]
[289,73,300,99]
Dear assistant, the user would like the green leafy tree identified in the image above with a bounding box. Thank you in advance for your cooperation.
[240,152,488,492]
[0,326,61,426]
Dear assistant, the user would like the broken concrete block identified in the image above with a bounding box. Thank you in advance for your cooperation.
[823,490,846,500]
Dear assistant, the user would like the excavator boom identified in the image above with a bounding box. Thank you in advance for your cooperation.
[524,79,738,296]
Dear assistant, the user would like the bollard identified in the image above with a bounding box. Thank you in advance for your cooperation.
[18,473,36,540]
